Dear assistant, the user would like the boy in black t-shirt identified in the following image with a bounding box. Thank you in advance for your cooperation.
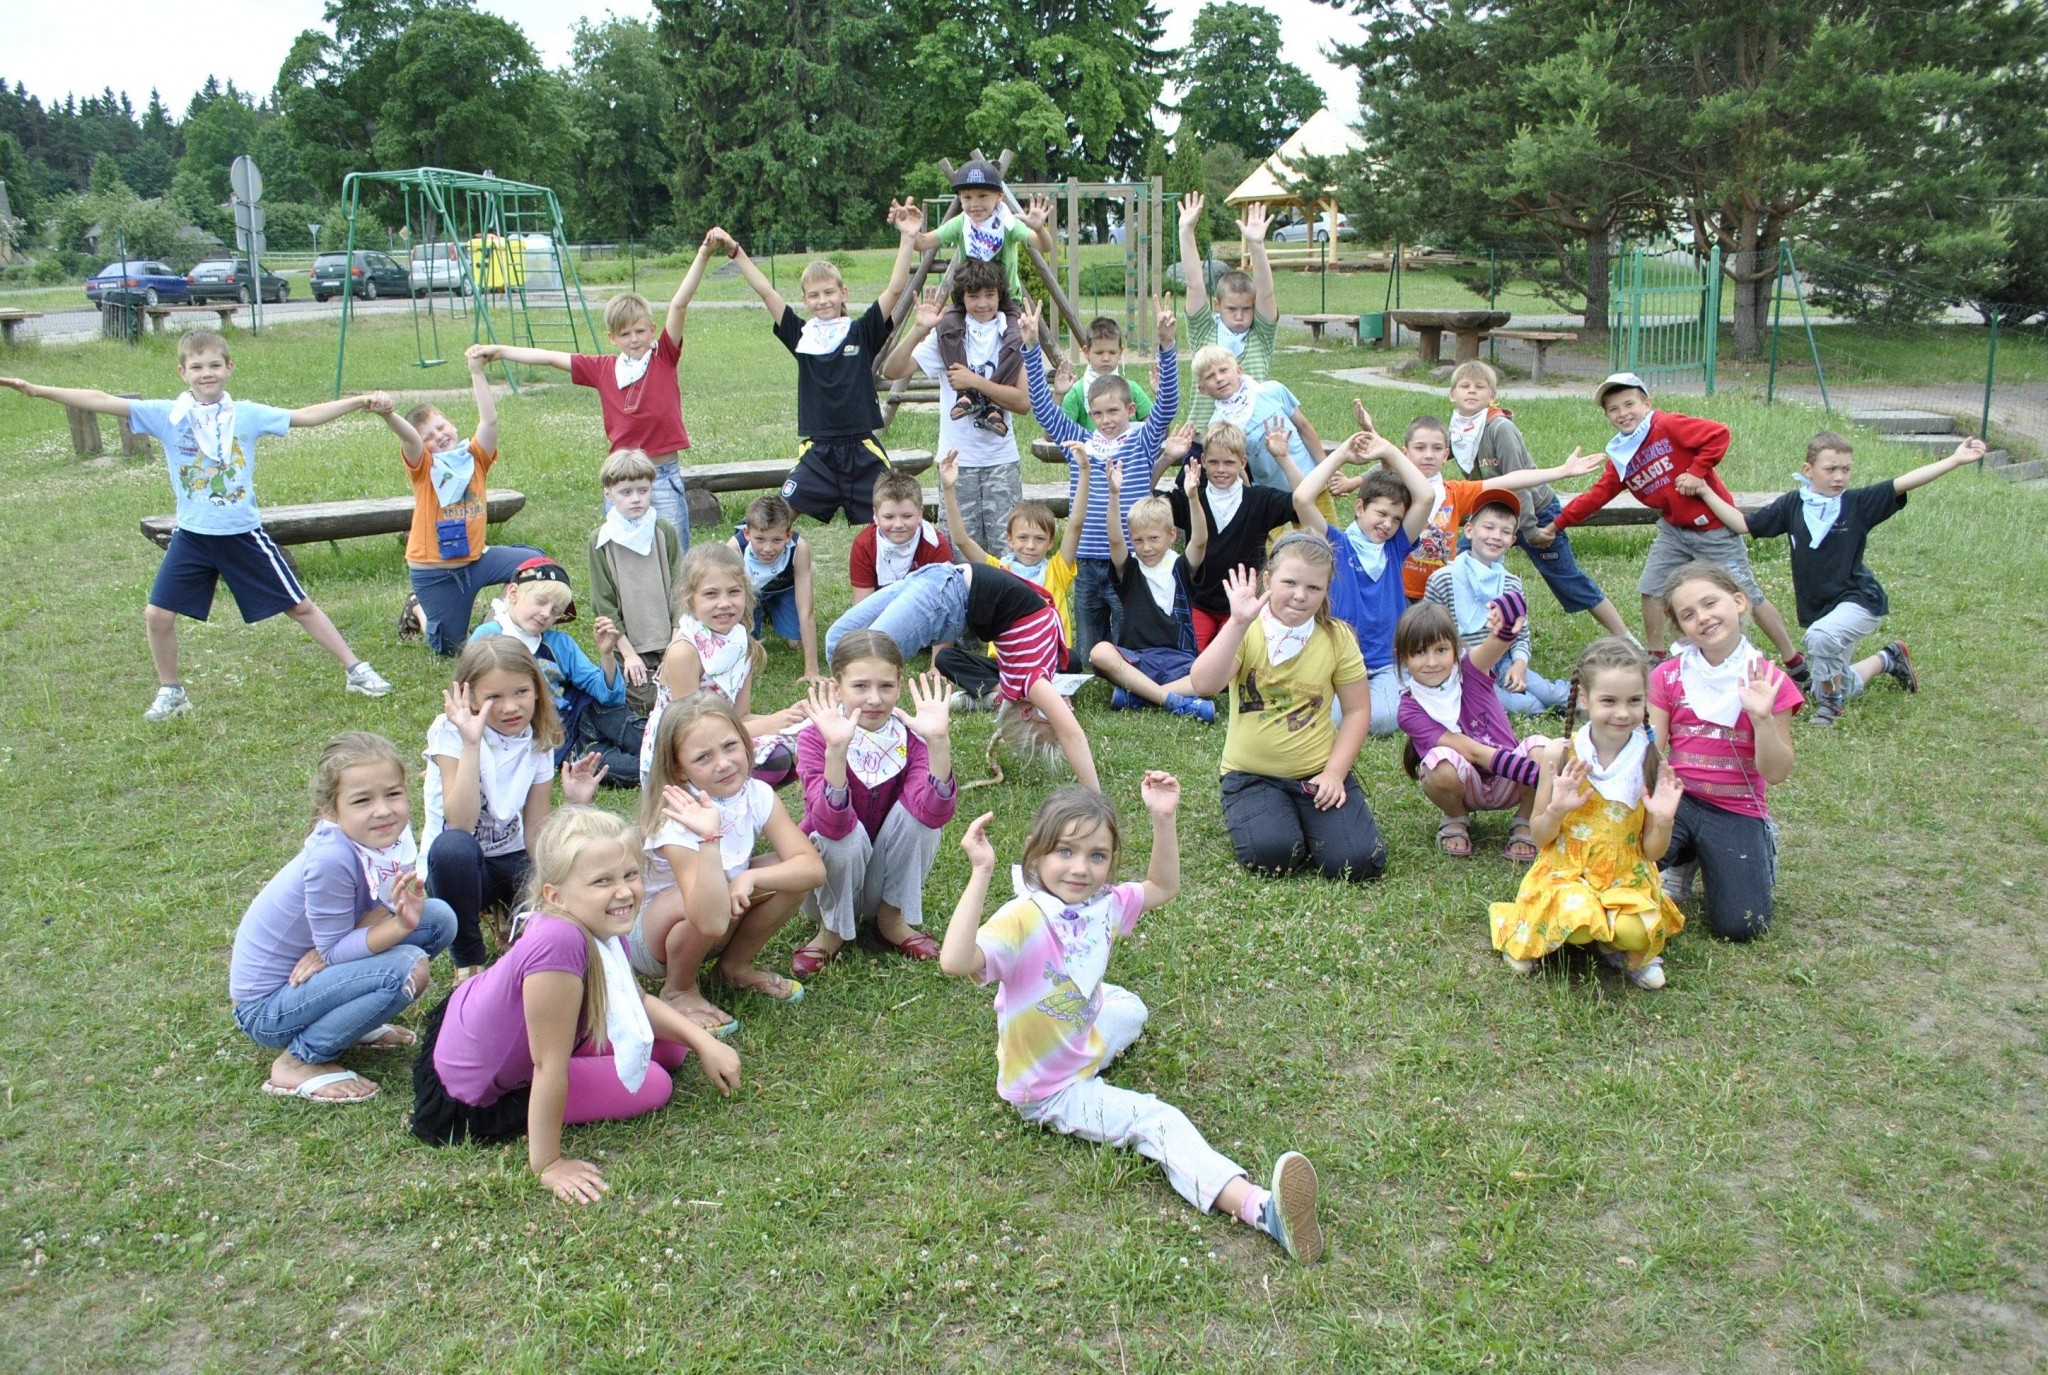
[1087,459,1213,721]
[722,206,924,525]
[1165,420,1303,651]
[1680,430,1985,725]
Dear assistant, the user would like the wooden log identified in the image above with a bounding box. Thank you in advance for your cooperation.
[117,394,151,457]
[682,450,933,494]
[141,488,528,549]
[66,405,103,457]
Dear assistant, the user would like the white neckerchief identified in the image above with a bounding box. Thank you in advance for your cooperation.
[1447,552,1507,638]
[1004,555,1049,586]
[1425,472,1450,526]
[426,440,476,508]
[962,311,1007,369]
[614,348,653,390]
[1606,410,1657,477]
[593,934,654,1091]
[1793,472,1842,547]
[739,529,794,592]
[1215,318,1249,357]
[1402,669,1465,732]
[1082,430,1123,464]
[1447,410,1485,474]
[596,505,659,556]
[846,716,909,789]
[1343,521,1390,580]
[1211,377,1258,428]
[170,390,236,466]
[874,522,937,585]
[1085,365,1120,389]
[344,824,419,906]
[478,724,538,822]
[1259,609,1314,667]
[1137,554,1178,617]
[676,614,751,701]
[1574,724,1649,807]
[964,206,1010,261]
[1012,865,1115,999]
[486,602,543,655]
[1205,480,1245,530]
[1674,636,1760,729]
[795,315,854,357]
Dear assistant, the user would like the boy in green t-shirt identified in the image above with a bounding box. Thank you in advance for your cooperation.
[1054,315,1155,426]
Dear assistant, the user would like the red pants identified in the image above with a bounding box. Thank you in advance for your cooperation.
[1192,606,1226,651]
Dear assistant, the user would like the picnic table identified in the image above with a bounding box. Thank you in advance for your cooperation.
[1491,328,1578,382]
[1299,313,1359,344]
[145,304,242,334]
[0,308,43,345]
[1387,310,1510,366]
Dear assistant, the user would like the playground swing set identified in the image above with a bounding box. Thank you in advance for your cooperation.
[328,167,602,397]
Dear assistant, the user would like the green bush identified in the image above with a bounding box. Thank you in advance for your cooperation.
[1079,261,1127,295]
[31,255,75,285]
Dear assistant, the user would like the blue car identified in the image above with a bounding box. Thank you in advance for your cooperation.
[85,259,193,308]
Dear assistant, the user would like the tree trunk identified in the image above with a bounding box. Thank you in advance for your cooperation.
[1728,225,1780,361]
[1583,230,1612,336]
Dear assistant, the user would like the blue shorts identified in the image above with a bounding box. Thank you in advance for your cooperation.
[1117,645,1195,684]
[149,527,308,623]
[754,587,803,641]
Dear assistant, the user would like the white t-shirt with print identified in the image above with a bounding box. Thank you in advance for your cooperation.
[420,716,553,859]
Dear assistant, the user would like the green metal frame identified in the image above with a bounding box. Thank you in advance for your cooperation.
[331,167,601,397]
[1609,243,1722,395]
[1765,242,1829,413]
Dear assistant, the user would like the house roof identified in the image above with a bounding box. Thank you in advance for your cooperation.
[1226,109,1366,206]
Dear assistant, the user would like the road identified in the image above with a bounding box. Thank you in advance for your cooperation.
[19,293,457,343]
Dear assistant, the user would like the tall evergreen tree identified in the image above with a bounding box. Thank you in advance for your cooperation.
[1172,2,1321,159]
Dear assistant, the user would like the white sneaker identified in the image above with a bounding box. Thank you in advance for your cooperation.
[144,684,191,722]
[345,661,393,697]
[1625,957,1667,991]
[948,690,991,713]
[1501,953,1539,975]
[1660,860,1697,903]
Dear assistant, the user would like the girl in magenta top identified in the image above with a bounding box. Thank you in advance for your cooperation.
[1648,561,1801,943]
[410,806,740,1205]
[790,630,959,977]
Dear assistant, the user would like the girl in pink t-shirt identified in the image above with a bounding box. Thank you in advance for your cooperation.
[1648,562,1802,942]
[409,807,740,1205]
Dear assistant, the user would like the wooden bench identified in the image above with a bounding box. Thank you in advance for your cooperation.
[676,449,933,527]
[1299,313,1358,344]
[141,488,527,550]
[66,394,152,459]
[146,304,242,334]
[1490,328,1578,382]
[0,308,43,345]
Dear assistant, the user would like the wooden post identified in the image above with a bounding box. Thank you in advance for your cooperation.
[1150,176,1165,353]
[117,393,151,457]
[66,405,103,457]
[1065,178,1081,353]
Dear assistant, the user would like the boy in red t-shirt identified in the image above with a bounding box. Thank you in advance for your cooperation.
[850,469,954,603]
[478,229,724,543]
[1536,374,1805,677]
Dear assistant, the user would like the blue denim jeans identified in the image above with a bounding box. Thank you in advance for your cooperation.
[232,900,457,1063]
[1493,654,1569,716]
[650,459,695,552]
[825,564,968,662]
[1069,557,1121,669]
[409,544,547,656]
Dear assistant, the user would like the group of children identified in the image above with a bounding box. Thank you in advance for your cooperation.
[0,157,1986,1261]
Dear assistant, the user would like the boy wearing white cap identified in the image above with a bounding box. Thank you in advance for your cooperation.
[1535,373,1806,677]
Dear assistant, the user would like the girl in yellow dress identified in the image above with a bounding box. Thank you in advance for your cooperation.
[1489,638,1687,989]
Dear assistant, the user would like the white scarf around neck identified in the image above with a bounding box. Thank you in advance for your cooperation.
[676,613,752,701]
[965,206,1011,261]
[1403,668,1465,732]
[1793,472,1842,547]
[426,440,477,509]
[1342,521,1390,580]
[1004,554,1049,586]
[478,724,539,822]
[1205,479,1245,530]
[1211,377,1258,428]
[875,521,938,585]
[1012,865,1115,998]
[171,390,236,466]
[1137,553,1179,617]
[1447,552,1507,638]
[1447,410,1485,474]
[1215,318,1249,357]
[845,716,909,789]
[593,934,655,1090]
[1674,636,1760,729]
[614,347,653,389]
[1259,609,1315,667]
[596,504,659,556]
[343,823,419,906]
[795,315,855,356]
[486,602,542,655]
[962,311,1007,367]
[1606,410,1657,477]
[1573,724,1649,807]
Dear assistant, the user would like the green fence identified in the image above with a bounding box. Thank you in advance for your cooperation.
[1609,244,1722,394]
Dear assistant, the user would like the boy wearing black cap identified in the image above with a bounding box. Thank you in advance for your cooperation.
[916,159,1056,300]
[1537,373,1805,674]
[472,557,628,766]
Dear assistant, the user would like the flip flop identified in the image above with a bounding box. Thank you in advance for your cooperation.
[397,591,423,642]
[883,930,942,962]
[354,1023,417,1050]
[262,1070,380,1104]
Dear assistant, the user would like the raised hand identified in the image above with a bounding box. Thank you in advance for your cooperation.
[1352,398,1377,440]
[1738,656,1780,720]
[1160,420,1197,464]
[443,682,485,747]
[1645,766,1684,822]
[592,616,621,657]
[1264,414,1291,459]
[0,377,33,396]
[561,751,608,804]
[806,680,855,751]
[1155,294,1177,348]
[1106,456,1125,498]
[1140,770,1181,817]
[1223,563,1269,624]
[1022,194,1054,230]
[1547,756,1591,817]
[1182,456,1202,501]
[1059,438,1093,467]
[469,343,503,362]
[1559,446,1602,479]
[465,343,489,373]
[1239,201,1271,242]
[887,198,925,236]
[363,391,394,415]
[1017,296,1042,348]
[913,284,945,330]
[704,226,738,257]
[938,448,961,489]
[960,811,996,871]
[895,668,953,740]
[662,783,724,840]
[1052,356,1076,394]
[389,871,427,931]
[1178,191,1205,232]
[1951,436,1988,465]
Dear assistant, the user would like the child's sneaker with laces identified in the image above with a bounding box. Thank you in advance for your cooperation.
[1259,1151,1324,1264]
[346,661,393,697]
[1880,640,1917,693]
[1165,692,1215,723]
[1599,947,1666,990]
[949,689,992,714]
[1810,677,1847,726]
[1109,686,1136,711]
[1660,860,1696,903]
[144,684,191,722]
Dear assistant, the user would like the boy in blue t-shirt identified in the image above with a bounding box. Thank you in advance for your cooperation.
[1,330,392,721]
[1290,411,1436,735]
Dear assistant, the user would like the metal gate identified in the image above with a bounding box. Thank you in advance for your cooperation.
[1609,244,1721,395]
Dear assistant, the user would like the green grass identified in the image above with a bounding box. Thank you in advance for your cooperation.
[2,314,2045,1372]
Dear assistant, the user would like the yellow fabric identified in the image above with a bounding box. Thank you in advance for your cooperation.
[1488,791,1686,969]
[1218,618,1365,778]
[984,552,1076,658]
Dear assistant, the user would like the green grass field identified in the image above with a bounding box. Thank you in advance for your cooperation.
[1,312,2043,1372]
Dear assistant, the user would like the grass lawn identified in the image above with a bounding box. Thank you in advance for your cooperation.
[1,313,2044,1372]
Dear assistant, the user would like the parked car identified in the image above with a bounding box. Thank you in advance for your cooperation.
[186,259,292,305]
[409,241,473,296]
[311,250,415,302]
[1274,212,1352,244]
[85,259,191,307]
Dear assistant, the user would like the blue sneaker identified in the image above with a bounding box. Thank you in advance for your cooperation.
[1110,686,1135,711]
[1165,692,1216,723]
[1258,1152,1323,1264]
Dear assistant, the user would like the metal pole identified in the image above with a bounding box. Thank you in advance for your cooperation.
[1766,243,1785,405]
[629,231,637,292]
[1980,308,1999,463]
[1320,237,1327,313]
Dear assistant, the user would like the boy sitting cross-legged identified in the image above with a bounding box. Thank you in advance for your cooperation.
[1087,451,1213,723]
[850,469,955,604]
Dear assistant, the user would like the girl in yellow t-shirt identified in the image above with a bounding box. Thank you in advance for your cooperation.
[1186,534,1389,882]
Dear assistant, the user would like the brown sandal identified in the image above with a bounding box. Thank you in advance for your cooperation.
[1436,818,1473,858]
[1504,819,1538,862]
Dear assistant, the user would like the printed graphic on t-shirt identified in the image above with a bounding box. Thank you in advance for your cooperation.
[1035,965,1099,1025]
[1239,669,1324,731]
[180,437,250,509]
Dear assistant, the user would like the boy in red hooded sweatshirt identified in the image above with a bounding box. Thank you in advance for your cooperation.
[1535,373,1806,680]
